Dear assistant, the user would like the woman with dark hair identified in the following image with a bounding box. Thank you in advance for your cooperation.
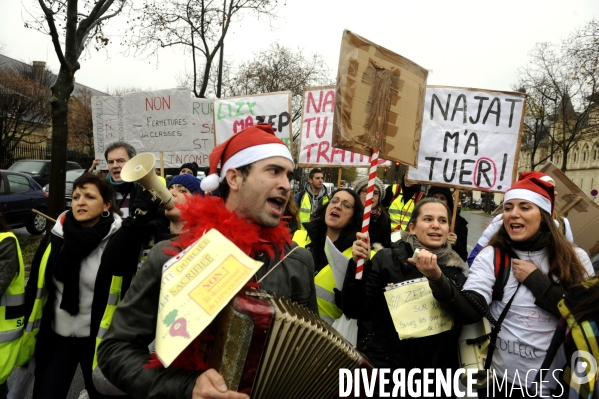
[0,212,24,398]
[344,198,468,391]
[23,173,123,399]
[418,177,594,397]
[293,188,365,324]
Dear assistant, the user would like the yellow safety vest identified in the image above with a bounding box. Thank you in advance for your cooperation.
[0,232,25,383]
[92,276,122,371]
[389,185,420,231]
[298,191,329,230]
[16,242,49,367]
[293,230,373,324]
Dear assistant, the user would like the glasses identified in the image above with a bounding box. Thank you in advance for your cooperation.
[360,189,380,197]
[330,197,354,210]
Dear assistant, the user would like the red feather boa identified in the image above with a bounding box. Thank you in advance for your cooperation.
[145,195,292,371]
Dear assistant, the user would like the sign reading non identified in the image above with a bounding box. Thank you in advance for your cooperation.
[213,92,292,148]
[92,93,214,168]
[299,87,379,166]
[124,88,195,153]
[408,86,525,192]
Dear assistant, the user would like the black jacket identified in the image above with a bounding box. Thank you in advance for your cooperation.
[98,239,317,399]
[342,240,467,374]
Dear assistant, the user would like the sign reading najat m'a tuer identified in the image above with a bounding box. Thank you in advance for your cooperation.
[332,30,428,165]
[407,86,526,193]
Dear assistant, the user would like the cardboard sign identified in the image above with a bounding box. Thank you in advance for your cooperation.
[156,229,263,367]
[123,88,196,152]
[92,95,214,168]
[332,30,428,166]
[384,278,454,340]
[299,86,383,167]
[539,162,599,257]
[213,92,292,148]
[407,86,525,193]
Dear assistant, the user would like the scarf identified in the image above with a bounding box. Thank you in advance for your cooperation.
[404,233,454,266]
[370,205,382,222]
[508,230,551,252]
[165,195,292,259]
[53,211,114,315]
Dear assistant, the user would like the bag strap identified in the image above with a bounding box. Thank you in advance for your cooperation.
[484,279,521,370]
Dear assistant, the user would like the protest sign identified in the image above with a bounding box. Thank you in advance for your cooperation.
[539,162,599,257]
[92,95,214,168]
[124,88,195,153]
[155,229,263,367]
[213,92,292,148]
[332,30,428,166]
[299,86,381,166]
[384,278,454,340]
[408,86,526,192]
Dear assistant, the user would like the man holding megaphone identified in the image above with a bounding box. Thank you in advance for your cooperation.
[98,123,317,399]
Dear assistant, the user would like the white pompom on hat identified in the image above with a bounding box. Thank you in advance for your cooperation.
[200,123,294,192]
[504,177,555,215]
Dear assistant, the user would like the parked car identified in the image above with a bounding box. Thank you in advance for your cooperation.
[8,159,82,187]
[0,170,49,235]
[43,168,87,209]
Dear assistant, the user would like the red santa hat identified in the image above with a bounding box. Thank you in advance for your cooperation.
[200,123,293,192]
[518,171,555,185]
[504,177,555,215]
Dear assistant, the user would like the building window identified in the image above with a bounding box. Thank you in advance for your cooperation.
[584,151,588,162]
[594,148,598,161]
[573,152,578,163]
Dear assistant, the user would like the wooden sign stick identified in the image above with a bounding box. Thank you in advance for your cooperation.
[451,189,460,231]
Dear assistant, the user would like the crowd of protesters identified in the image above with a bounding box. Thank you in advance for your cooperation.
[0,125,597,399]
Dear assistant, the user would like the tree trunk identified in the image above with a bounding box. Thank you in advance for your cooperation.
[47,67,74,223]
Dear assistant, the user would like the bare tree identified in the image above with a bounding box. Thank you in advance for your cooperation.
[518,19,599,172]
[0,64,52,167]
[67,88,94,153]
[125,0,278,98]
[217,43,333,140]
[25,0,126,219]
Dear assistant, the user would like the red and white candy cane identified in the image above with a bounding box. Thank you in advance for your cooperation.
[356,150,379,279]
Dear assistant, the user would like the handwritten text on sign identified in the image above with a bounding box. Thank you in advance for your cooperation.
[156,229,263,367]
[213,92,292,147]
[408,87,525,192]
[384,278,453,339]
[92,95,214,167]
[298,87,380,166]
[124,88,195,153]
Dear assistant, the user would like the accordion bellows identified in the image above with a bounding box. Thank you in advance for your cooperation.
[208,290,369,398]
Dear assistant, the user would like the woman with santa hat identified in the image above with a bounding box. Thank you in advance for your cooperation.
[419,176,594,397]
[467,171,574,267]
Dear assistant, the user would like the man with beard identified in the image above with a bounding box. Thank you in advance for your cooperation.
[97,124,316,399]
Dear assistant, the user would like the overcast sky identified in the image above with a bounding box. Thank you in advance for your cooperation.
[1,0,597,95]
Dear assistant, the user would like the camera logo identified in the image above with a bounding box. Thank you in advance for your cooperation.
[571,350,597,385]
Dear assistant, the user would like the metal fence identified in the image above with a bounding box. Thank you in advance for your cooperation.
[0,142,95,169]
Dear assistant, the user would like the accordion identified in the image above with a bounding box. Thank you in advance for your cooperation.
[208,289,372,398]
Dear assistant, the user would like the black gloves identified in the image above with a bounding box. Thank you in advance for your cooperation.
[129,190,162,224]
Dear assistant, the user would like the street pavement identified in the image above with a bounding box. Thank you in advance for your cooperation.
[461,210,495,254]
[7,211,493,398]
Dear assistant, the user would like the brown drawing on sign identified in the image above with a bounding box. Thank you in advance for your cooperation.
[358,59,400,152]
[558,193,588,216]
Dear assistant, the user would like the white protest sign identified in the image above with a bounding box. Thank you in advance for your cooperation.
[408,86,525,192]
[213,92,292,147]
[124,88,195,153]
[298,87,380,167]
[92,96,125,169]
[92,95,214,168]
